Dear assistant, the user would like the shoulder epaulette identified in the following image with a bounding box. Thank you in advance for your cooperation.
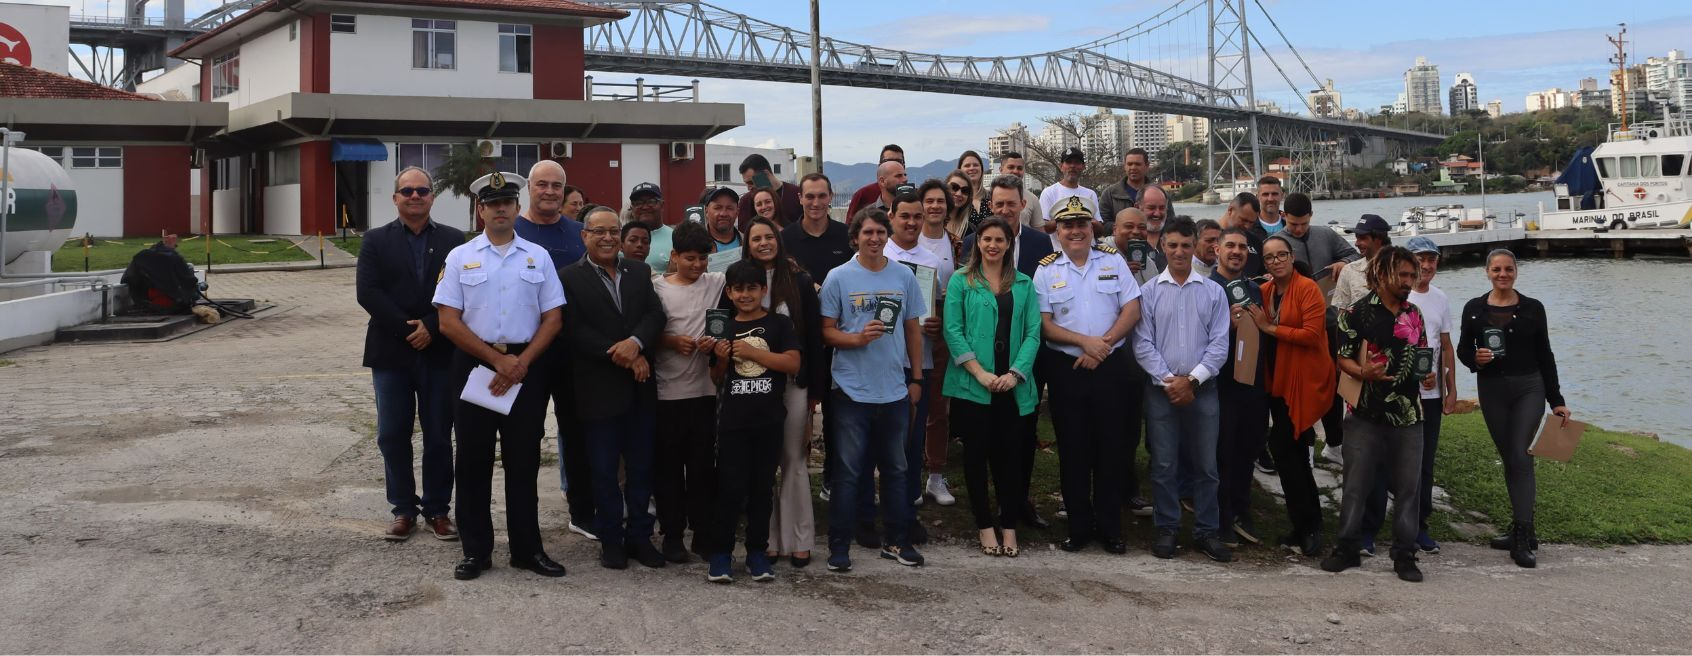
[1038,252,1061,267]
[1097,244,1119,255]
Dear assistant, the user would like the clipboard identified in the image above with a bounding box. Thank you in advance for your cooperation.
[1528,413,1587,461]
[1230,311,1260,386]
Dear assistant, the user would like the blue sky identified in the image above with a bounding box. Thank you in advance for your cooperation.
[24,0,1692,164]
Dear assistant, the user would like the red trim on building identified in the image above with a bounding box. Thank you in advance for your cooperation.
[120,147,193,237]
[299,13,331,93]
[173,0,624,58]
[299,141,335,234]
[657,142,705,226]
[532,24,583,100]
[561,143,622,217]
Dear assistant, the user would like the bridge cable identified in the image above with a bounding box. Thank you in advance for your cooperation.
[1246,28,1316,115]
[1250,0,1326,91]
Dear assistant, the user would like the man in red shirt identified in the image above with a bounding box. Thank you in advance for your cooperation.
[846,144,905,218]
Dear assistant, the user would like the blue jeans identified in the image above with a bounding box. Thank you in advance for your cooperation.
[856,370,929,529]
[372,362,455,518]
[1144,381,1221,535]
[583,395,658,546]
[828,390,912,552]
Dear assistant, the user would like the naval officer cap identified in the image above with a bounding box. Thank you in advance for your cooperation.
[470,171,525,202]
[1050,196,1096,224]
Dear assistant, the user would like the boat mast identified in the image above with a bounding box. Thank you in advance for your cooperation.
[1609,23,1630,132]
[1478,133,1486,224]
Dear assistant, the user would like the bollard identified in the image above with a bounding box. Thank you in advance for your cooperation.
[83,232,90,272]
[318,232,326,269]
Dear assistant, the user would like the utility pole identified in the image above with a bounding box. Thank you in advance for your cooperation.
[1608,23,1630,132]
[809,0,823,172]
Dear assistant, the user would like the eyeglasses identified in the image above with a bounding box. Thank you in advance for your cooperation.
[397,186,433,197]
[1263,252,1292,263]
[948,183,969,193]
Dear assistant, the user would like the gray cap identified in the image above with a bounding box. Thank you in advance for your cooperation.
[1406,236,1440,255]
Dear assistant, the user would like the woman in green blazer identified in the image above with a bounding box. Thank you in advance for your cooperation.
[942,218,1042,558]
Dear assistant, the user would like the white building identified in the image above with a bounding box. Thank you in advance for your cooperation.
[986,122,1029,163]
[1485,99,1503,118]
[1391,92,1408,114]
[137,0,742,235]
[1037,122,1078,153]
[1404,56,1442,114]
[1081,107,1128,161]
[1306,79,1343,118]
[703,144,796,197]
[1644,50,1692,112]
[1128,110,1165,162]
[1525,88,1572,112]
[1165,114,1207,145]
[1449,72,1478,116]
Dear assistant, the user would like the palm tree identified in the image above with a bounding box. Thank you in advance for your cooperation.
[433,141,494,231]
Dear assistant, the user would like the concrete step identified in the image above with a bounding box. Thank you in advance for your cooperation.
[56,299,258,343]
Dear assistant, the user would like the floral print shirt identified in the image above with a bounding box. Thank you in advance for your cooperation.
[1336,292,1429,427]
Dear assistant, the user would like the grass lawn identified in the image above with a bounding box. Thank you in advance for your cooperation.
[1433,412,1692,544]
[332,235,362,258]
[804,408,1692,555]
[53,236,314,272]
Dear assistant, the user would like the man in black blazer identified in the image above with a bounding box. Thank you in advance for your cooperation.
[960,174,1056,277]
[356,166,466,542]
[559,205,668,570]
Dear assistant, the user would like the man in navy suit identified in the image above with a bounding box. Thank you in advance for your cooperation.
[961,174,1055,277]
[356,166,466,542]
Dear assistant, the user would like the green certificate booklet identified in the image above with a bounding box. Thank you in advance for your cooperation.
[704,308,733,340]
[1481,327,1507,358]
[1125,240,1152,266]
[1224,279,1255,307]
[874,296,903,331]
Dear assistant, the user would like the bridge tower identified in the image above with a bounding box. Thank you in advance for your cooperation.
[68,0,196,90]
[1205,0,1260,200]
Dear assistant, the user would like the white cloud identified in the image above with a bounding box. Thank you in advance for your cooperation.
[856,14,1053,52]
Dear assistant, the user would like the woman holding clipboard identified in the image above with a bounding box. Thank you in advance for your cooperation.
[1457,249,1570,569]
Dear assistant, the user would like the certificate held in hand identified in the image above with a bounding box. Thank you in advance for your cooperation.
[460,365,521,415]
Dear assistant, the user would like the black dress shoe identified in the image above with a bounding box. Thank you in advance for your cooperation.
[1151,531,1177,559]
[1024,501,1051,530]
[1300,532,1325,557]
[628,540,666,568]
[510,553,567,577]
[1060,537,1090,552]
[790,553,811,568]
[453,556,492,580]
[661,536,691,564]
[1102,539,1129,555]
[600,544,629,570]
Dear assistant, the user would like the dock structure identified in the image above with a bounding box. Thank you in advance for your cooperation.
[1337,227,1692,259]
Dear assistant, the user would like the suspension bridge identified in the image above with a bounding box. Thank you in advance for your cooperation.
[65,0,1442,192]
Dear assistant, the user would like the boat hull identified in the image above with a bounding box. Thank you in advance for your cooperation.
[1537,199,1692,231]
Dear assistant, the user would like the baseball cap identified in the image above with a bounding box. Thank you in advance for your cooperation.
[1354,214,1391,235]
[700,186,739,205]
[1406,236,1440,255]
[1061,147,1086,164]
[629,182,662,200]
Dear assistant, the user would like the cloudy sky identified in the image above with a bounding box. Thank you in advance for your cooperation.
[24,0,1692,164]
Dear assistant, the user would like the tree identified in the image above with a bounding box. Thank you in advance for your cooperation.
[1154,141,1207,184]
[1010,110,1129,193]
[433,141,496,229]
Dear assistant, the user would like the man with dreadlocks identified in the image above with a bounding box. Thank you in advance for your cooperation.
[1321,245,1431,583]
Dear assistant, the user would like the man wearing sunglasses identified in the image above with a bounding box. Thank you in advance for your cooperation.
[358,166,467,544]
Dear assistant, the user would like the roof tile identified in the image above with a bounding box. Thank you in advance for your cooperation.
[0,62,157,101]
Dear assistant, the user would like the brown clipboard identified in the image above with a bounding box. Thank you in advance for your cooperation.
[1336,345,1365,407]
[1231,311,1260,386]
[1528,414,1587,462]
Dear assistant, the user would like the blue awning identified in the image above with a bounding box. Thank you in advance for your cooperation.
[331,138,389,162]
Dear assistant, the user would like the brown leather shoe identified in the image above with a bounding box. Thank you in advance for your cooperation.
[384,515,415,541]
[426,515,459,541]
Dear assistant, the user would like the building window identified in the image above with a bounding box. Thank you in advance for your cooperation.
[269,147,301,186]
[411,19,456,70]
[330,14,356,33]
[498,24,531,73]
[773,163,782,175]
[498,143,539,177]
[70,147,122,169]
[212,158,239,191]
[25,146,65,163]
[712,163,731,182]
[210,51,239,97]
[397,143,452,176]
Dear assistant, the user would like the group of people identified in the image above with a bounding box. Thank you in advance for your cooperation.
[356,144,1569,585]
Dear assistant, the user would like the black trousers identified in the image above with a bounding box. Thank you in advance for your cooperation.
[955,396,1025,530]
[1267,396,1324,539]
[654,396,718,545]
[1043,347,1130,541]
[710,420,783,555]
[1217,379,1269,531]
[452,349,550,561]
[542,356,594,526]
[1118,364,1147,501]
[1321,394,1346,447]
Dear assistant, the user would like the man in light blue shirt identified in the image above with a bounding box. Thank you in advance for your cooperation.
[1133,217,1232,563]
[818,208,927,572]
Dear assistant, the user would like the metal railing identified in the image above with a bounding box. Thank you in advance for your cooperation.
[69,14,184,28]
[583,76,699,103]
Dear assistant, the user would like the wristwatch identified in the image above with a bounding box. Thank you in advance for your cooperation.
[1186,374,1200,387]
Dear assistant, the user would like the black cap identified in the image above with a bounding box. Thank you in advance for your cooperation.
[700,186,739,205]
[629,182,662,200]
[1061,147,1086,164]
[1354,213,1391,235]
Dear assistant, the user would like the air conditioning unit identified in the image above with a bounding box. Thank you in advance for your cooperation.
[669,142,695,161]
[549,140,572,159]
[475,139,502,158]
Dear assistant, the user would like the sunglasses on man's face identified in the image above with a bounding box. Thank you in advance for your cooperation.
[398,187,433,197]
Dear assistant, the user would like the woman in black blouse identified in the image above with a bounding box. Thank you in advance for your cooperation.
[1456,249,1571,569]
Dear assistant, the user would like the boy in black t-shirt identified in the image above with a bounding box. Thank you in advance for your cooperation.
[705,260,802,583]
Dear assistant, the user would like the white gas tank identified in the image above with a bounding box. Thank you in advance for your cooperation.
[3,147,79,266]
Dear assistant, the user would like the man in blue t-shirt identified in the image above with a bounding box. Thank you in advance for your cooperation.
[817,208,927,573]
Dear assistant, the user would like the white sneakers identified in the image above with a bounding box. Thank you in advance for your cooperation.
[1321,442,1345,467]
[924,474,957,506]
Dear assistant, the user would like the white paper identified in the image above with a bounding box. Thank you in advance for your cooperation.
[708,247,742,273]
[460,365,521,415]
[898,261,938,320]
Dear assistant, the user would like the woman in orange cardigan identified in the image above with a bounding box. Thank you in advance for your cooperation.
[1246,234,1335,558]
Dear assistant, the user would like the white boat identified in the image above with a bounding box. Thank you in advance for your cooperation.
[1537,111,1692,231]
